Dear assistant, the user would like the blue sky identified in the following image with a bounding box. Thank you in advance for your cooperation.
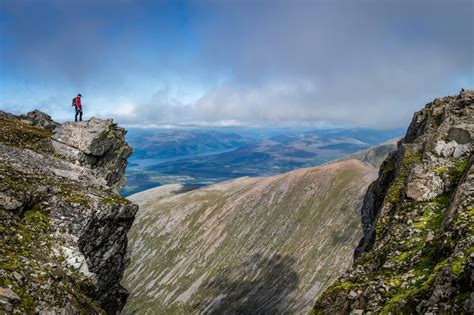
[1,0,473,128]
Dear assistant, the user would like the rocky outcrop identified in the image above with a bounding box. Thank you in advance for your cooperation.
[52,118,132,191]
[313,90,473,313]
[20,110,61,131]
[0,110,137,314]
[122,160,377,314]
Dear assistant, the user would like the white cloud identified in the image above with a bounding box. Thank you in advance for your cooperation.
[1,0,472,128]
[114,103,137,117]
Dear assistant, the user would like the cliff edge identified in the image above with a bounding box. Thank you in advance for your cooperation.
[313,90,473,313]
[0,110,138,314]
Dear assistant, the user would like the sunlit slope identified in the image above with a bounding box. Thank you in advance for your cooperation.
[342,137,400,168]
[122,159,377,314]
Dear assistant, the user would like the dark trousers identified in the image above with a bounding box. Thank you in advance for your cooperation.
[75,107,83,121]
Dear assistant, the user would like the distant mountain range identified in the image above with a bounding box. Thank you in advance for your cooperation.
[123,128,403,196]
[127,129,251,160]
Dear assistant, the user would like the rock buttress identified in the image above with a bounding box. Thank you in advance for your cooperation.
[0,110,138,314]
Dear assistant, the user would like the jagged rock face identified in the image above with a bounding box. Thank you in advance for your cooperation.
[52,118,132,191]
[0,111,137,314]
[313,91,474,314]
[122,160,377,314]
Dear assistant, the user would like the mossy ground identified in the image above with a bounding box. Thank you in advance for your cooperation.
[0,118,54,155]
[386,145,422,205]
[449,158,469,183]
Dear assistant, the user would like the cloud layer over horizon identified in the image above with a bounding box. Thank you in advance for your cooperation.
[1,0,473,129]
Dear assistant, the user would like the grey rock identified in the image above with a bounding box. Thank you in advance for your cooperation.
[357,91,474,257]
[2,301,13,312]
[453,144,470,158]
[0,192,23,211]
[349,291,358,299]
[21,110,60,131]
[0,110,19,120]
[53,118,117,156]
[316,90,474,314]
[447,126,473,144]
[463,292,474,314]
[406,175,444,201]
[355,147,402,257]
[52,118,132,191]
[0,287,20,303]
[433,140,457,157]
[12,271,22,282]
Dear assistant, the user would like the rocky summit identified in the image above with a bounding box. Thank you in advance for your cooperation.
[313,90,474,314]
[0,110,137,314]
[122,159,377,314]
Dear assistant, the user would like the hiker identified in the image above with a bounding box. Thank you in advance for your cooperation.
[72,93,83,122]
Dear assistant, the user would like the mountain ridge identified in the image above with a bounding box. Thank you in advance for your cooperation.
[313,90,473,313]
[122,159,377,314]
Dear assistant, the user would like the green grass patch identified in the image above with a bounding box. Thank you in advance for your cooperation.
[386,146,422,205]
[449,158,469,183]
[433,165,446,175]
[102,196,129,205]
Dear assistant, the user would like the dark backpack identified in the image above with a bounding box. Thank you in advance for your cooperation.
[72,98,76,107]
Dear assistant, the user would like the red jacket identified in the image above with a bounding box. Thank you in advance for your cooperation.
[74,96,82,108]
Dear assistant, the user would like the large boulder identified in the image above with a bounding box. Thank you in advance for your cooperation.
[447,125,473,144]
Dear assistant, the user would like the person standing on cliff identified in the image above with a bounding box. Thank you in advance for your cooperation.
[72,93,83,122]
